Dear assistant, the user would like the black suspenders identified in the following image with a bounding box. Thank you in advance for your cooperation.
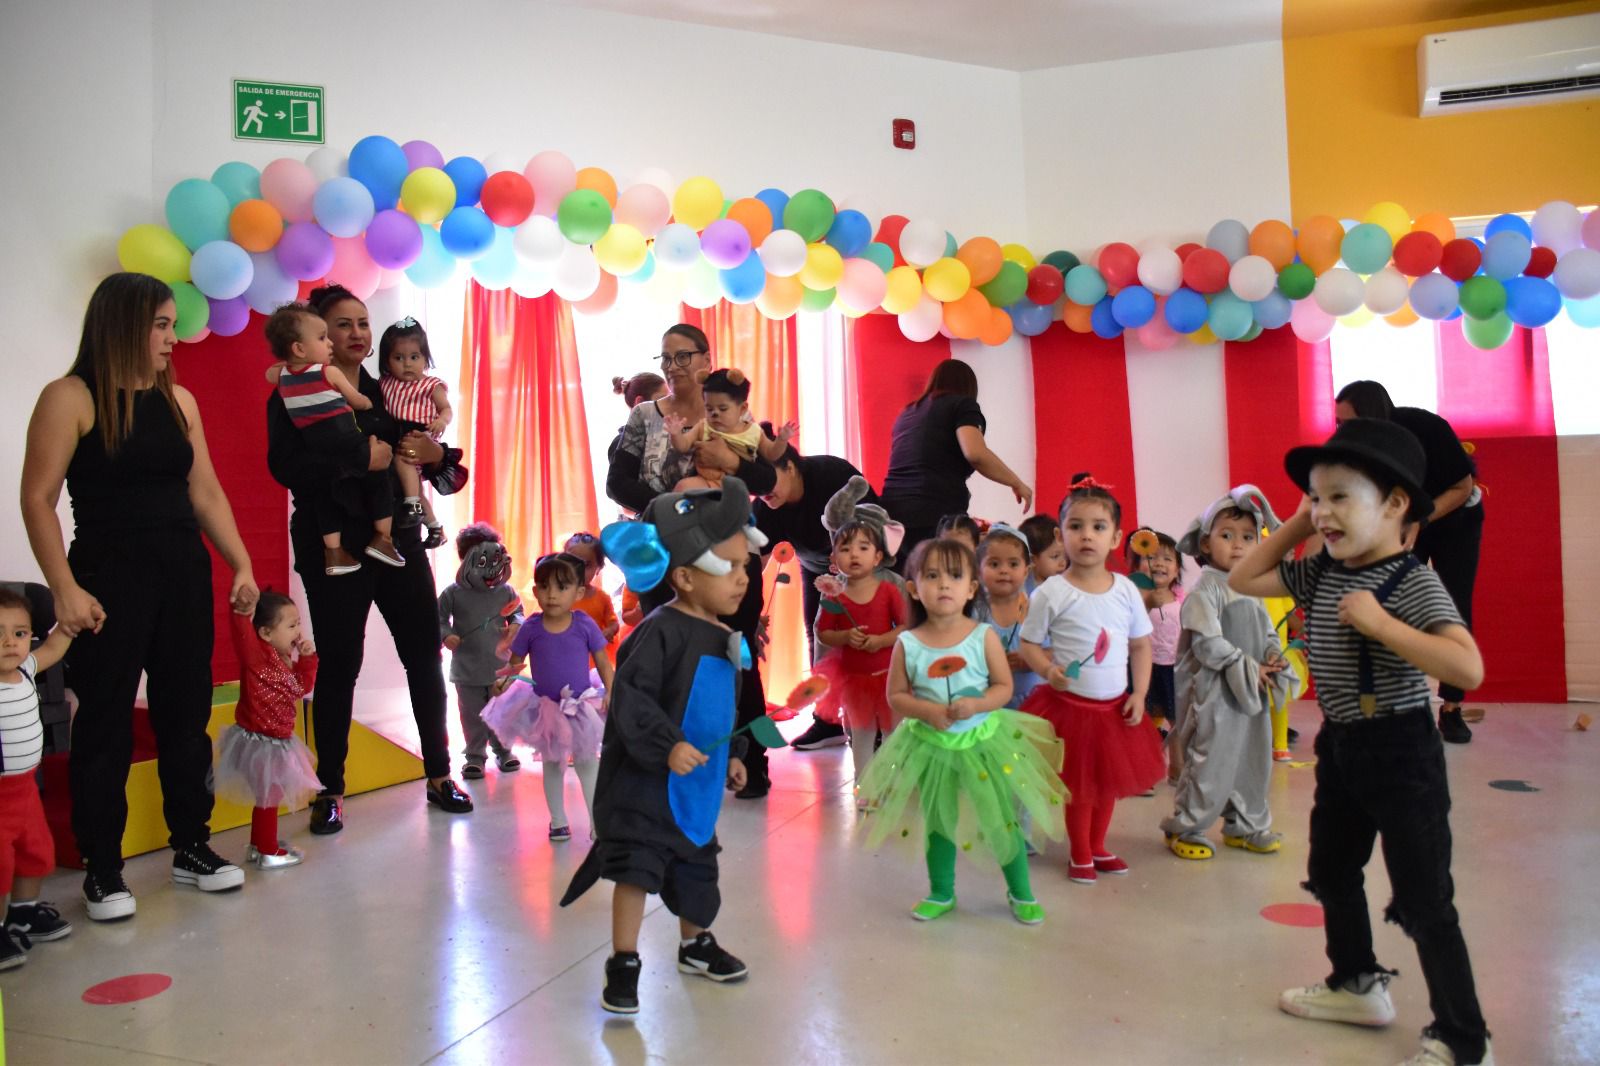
[1357,555,1422,717]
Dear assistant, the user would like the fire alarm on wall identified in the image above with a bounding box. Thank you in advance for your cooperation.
[892,118,915,150]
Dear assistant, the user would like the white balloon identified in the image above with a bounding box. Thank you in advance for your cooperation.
[1363,267,1410,315]
[757,229,807,277]
[1532,200,1583,255]
[1313,268,1365,317]
[510,262,554,299]
[898,294,943,342]
[899,220,946,269]
[305,146,348,183]
[552,243,600,301]
[1137,247,1182,295]
[481,150,525,176]
[632,166,675,198]
[655,223,702,272]
[681,259,722,310]
[643,263,688,308]
[1553,247,1600,300]
[514,215,565,265]
[1228,255,1277,302]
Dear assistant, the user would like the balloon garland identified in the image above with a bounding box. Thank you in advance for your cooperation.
[116,135,1600,350]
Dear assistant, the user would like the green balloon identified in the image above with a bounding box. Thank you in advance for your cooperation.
[1240,322,1264,342]
[859,242,894,273]
[171,281,210,340]
[1458,275,1507,320]
[1042,250,1080,274]
[944,231,958,258]
[1339,223,1393,275]
[1277,262,1315,300]
[557,190,612,244]
[1462,311,1513,349]
[978,260,1027,306]
[800,286,836,312]
[783,189,835,242]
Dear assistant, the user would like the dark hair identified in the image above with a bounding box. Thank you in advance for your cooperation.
[911,358,979,406]
[564,531,606,566]
[1059,471,1123,528]
[1335,380,1396,421]
[455,521,502,559]
[772,444,802,470]
[0,587,32,621]
[264,302,320,362]
[665,324,709,353]
[904,538,979,626]
[252,589,296,632]
[613,372,665,407]
[1193,507,1257,567]
[831,519,887,559]
[533,552,585,589]
[978,526,1031,565]
[701,368,751,403]
[1018,514,1061,558]
[69,272,186,456]
[935,513,982,544]
[378,318,434,376]
[306,283,362,319]
[1126,527,1182,585]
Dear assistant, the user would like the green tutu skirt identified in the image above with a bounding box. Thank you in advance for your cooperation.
[857,709,1068,867]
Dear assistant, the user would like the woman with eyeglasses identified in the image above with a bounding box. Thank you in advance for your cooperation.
[265,285,474,835]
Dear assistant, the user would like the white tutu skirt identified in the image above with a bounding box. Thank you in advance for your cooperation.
[213,726,322,809]
[482,684,605,763]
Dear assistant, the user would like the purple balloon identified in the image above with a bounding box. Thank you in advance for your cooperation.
[276,222,335,281]
[402,140,445,172]
[206,295,251,337]
[700,218,752,270]
[365,209,424,269]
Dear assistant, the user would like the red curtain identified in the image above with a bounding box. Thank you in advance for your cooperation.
[1028,323,1140,530]
[459,284,598,594]
[1224,327,1336,515]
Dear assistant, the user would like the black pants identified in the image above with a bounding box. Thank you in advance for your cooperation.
[296,531,451,793]
[66,529,215,873]
[313,471,395,537]
[1307,712,1487,1063]
[1413,502,1483,704]
[801,565,825,665]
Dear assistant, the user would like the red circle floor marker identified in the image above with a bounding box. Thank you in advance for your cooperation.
[82,973,172,1005]
[1260,903,1324,927]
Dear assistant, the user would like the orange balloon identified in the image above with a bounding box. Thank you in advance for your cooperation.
[943,288,989,339]
[979,305,1013,346]
[1296,215,1344,275]
[756,273,804,319]
[1063,302,1094,333]
[229,199,283,253]
[1249,220,1296,270]
[1411,211,1456,244]
[725,197,774,247]
[575,167,618,208]
[955,236,1004,286]
[1384,304,1419,328]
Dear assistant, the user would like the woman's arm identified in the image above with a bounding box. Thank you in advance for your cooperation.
[20,378,105,633]
[265,392,382,490]
[177,387,257,613]
[1429,473,1476,523]
[1230,498,1311,599]
[691,435,778,495]
[955,425,1033,511]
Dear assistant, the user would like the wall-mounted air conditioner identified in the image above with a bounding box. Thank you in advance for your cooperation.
[1418,12,1600,116]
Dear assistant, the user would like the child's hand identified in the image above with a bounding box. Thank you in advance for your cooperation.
[1337,590,1390,639]
[775,419,799,444]
[667,741,708,776]
[1046,665,1070,691]
[296,637,316,657]
[1257,661,1285,687]
[924,703,953,730]
[663,412,688,437]
[350,392,374,411]
[1006,651,1030,675]
[950,696,981,721]
[427,416,448,437]
[492,677,513,695]
[442,634,462,651]
[846,627,870,650]
[726,757,748,790]
[1121,694,1145,726]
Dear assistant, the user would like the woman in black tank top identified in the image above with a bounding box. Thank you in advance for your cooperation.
[20,273,260,920]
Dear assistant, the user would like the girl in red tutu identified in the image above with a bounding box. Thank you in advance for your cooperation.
[1020,476,1165,884]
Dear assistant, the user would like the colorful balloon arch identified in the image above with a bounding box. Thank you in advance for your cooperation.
[117,135,1600,349]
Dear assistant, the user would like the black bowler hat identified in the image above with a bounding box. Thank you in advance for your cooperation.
[1284,418,1431,523]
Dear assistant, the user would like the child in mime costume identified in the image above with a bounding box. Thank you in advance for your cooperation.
[561,477,765,1015]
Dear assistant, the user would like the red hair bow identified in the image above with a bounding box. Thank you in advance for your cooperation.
[1070,476,1114,492]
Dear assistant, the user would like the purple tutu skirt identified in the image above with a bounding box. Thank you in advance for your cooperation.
[482,683,605,763]
[213,726,322,809]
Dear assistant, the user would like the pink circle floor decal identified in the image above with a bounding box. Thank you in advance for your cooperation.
[1260,903,1324,927]
[82,973,173,1005]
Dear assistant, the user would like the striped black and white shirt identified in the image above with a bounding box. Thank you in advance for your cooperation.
[1279,553,1463,724]
[0,655,44,776]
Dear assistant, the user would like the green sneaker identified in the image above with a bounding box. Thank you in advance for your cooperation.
[1008,894,1045,925]
[911,895,956,921]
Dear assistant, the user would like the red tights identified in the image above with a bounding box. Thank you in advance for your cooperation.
[251,806,280,855]
[1065,800,1116,867]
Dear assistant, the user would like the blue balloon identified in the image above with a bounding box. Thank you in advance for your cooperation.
[1008,300,1052,337]
[189,240,254,300]
[623,250,657,285]
[1064,265,1107,306]
[1164,287,1208,333]
[824,210,872,258]
[1481,231,1532,281]
[405,223,456,288]
[1252,291,1293,330]
[470,226,518,290]
[443,156,488,208]
[718,253,767,304]
[210,162,261,206]
[348,135,409,210]
[754,188,789,227]
[312,177,376,239]
[1445,306,1464,321]
[1090,297,1122,339]
[1410,272,1460,320]
[1111,285,1156,329]
[1484,213,1532,241]
[1208,291,1253,341]
[1565,293,1600,328]
[1503,276,1562,328]
[943,231,958,258]
[439,206,495,260]
[165,179,232,251]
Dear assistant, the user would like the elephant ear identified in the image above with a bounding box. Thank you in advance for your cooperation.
[1231,483,1283,533]
[822,475,871,535]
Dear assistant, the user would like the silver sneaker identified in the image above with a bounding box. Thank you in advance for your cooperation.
[246,843,305,870]
[1279,972,1396,1027]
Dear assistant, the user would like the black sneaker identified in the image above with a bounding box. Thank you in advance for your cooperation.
[309,795,344,835]
[602,951,641,1014]
[0,927,30,970]
[396,500,424,529]
[1439,708,1473,744]
[422,525,447,551]
[734,778,770,800]
[790,718,846,750]
[677,931,748,982]
[7,901,72,943]
[1287,727,1301,745]
[82,870,136,921]
[172,843,245,892]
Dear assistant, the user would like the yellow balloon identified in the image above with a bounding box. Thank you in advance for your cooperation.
[1001,242,1037,270]
[922,257,971,302]
[799,243,844,290]
[593,223,647,276]
[881,265,923,314]
[1363,201,1411,242]
[117,224,191,283]
[839,302,870,319]
[1341,306,1375,328]
[400,167,456,225]
[757,274,804,319]
[1189,323,1218,345]
[672,176,724,231]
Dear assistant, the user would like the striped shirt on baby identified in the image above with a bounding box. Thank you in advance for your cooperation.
[1278,552,1462,724]
[277,364,355,434]
[0,655,44,776]
[379,375,446,435]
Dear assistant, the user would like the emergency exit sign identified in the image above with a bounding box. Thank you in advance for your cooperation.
[233,79,324,144]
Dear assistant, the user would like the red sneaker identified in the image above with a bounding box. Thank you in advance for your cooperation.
[1092,854,1130,875]
[1067,861,1097,884]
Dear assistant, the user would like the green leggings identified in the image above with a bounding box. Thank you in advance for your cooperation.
[926,831,1034,902]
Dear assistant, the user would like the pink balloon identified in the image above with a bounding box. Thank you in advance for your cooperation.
[898,294,943,342]
[1135,312,1178,350]
[524,151,576,217]
[260,159,319,223]
[573,271,619,315]
[328,236,380,300]
[615,183,671,237]
[838,258,888,312]
[1290,298,1335,343]
[378,266,407,290]
[1584,210,1600,251]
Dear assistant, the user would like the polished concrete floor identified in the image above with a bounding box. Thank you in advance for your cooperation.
[3,701,1595,1065]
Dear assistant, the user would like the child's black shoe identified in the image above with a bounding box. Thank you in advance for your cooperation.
[602,951,641,1014]
[677,932,747,982]
[0,927,31,970]
[6,901,72,943]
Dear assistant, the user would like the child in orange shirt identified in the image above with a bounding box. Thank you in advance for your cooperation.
[565,532,621,661]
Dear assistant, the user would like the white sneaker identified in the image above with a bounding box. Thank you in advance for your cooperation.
[1279,973,1396,1027]
[1398,1034,1495,1066]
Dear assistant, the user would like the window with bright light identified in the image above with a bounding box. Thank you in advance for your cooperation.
[1329,319,1440,414]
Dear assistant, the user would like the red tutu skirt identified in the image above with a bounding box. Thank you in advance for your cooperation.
[811,655,893,733]
[1021,687,1165,806]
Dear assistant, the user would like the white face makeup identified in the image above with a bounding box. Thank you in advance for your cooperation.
[1308,463,1407,566]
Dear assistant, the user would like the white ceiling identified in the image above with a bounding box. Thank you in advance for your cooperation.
[563,0,1286,71]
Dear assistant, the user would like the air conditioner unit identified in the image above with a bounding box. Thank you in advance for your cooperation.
[1418,13,1600,116]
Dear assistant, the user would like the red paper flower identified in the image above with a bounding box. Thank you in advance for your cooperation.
[813,573,847,599]
[772,542,796,565]
[928,656,967,679]
[1091,628,1111,664]
[784,676,831,710]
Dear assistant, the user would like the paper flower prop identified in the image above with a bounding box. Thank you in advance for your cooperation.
[784,675,831,711]
[771,542,796,565]
[1130,529,1160,557]
[814,572,859,626]
[1130,572,1156,590]
[705,710,791,752]
[928,654,968,705]
[1064,628,1111,680]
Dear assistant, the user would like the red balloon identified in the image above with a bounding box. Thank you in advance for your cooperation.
[1175,242,1202,262]
[1182,248,1230,293]
[1439,239,1482,283]
[1392,231,1443,277]
[1026,264,1064,304]
[480,172,534,227]
[875,215,909,267]
[1098,242,1140,289]
[1525,246,1557,279]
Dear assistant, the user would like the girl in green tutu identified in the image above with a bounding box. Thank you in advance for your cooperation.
[857,538,1067,925]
